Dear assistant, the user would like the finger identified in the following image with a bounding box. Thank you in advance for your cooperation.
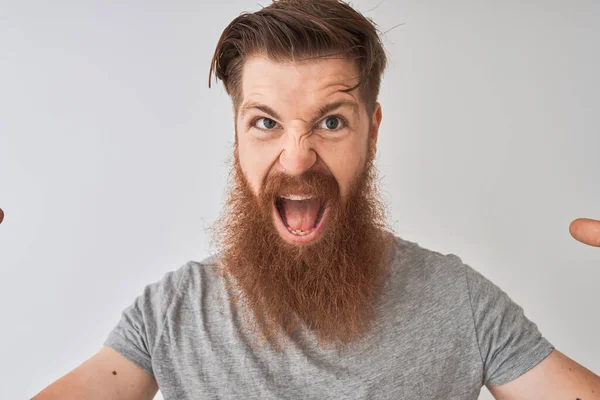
[569,218,600,247]
[0,207,3,224]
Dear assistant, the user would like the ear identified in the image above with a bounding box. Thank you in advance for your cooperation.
[369,102,383,153]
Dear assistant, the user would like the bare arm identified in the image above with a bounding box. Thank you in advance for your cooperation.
[32,346,158,400]
[488,349,600,400]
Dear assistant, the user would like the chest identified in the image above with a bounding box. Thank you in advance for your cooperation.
[152,293,484,399]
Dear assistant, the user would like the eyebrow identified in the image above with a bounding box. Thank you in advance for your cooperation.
[240,100,359,122]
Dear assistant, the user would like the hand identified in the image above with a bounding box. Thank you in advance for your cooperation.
[569,218,600,247]
[0,207,3,224]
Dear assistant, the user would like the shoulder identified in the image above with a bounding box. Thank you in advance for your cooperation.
[162,254,223,297]
[390,235,469,285]
[132,255,224,316]
[389,235,509,306]
[380,236,476,319]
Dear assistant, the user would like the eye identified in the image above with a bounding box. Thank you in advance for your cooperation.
[317,116,345,131]
[253,117,279,130]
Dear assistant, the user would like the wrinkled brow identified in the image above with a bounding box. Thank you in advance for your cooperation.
[240,100,359,122]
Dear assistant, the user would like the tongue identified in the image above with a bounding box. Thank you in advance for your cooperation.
[280,198,321,232]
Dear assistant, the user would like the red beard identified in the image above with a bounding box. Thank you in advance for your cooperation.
[212,148,394,351]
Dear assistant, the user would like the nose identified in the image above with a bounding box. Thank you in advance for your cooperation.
[279,135,317,176]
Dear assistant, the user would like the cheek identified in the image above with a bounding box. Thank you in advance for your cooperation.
[237,135,281,195]
[317,139,367,199]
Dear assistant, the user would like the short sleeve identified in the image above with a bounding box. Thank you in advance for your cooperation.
[463,263,554,387]
[103,264,187,377]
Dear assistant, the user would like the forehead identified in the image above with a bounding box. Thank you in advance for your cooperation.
[240,55,361,108]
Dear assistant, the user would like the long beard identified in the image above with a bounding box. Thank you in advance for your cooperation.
[212,148,394,351]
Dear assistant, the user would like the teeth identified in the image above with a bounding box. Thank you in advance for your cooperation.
[287,226,315,236]
[280,194,314,201]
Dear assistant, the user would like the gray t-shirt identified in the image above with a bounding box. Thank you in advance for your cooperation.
[104,236,554,399]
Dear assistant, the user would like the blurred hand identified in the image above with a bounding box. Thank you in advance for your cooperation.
[0,207,3,224]
[569,218,600,247]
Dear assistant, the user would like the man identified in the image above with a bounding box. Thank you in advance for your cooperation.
[33,0,600,399]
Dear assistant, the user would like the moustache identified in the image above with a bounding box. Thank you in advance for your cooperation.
[258,170,340,210]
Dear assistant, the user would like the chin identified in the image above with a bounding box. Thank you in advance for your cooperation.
[272,200,329,245]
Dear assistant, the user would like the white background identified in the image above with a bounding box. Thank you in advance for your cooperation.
[1,1,598,399]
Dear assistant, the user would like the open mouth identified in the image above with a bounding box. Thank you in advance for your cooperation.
[273,194,328,242]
